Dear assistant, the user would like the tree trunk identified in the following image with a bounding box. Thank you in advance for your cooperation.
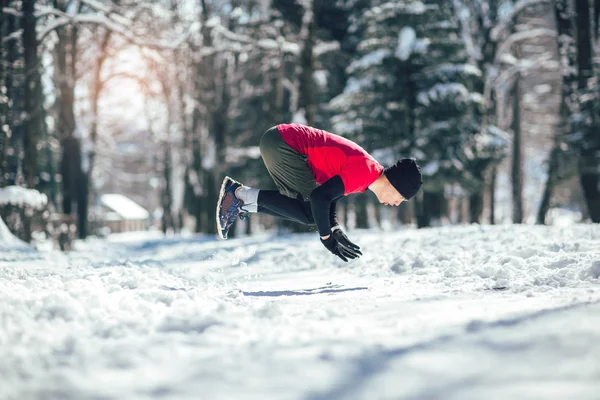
[469,191,484,224]
[4,2,20,186]
[575,0,600,222]
[415,191,442,228]
[595,0,600,38]
[21,2,43,174]
[537,138,561,225]
[198,0,219,235]
[373,201,382,229]
[0,0,6,181]
[397,201,411,224]
[425,191,443,225]
[55,19,83,232]
[189,42,204,232]
[0,0,10,186]
[354,196,369,229]
[538,0,577,225]
[414,191,428,228]
[19,0,42,242]
[61,136,82,215]
[342,198,349,227]
[489,166,496,224]
[161,144,174,234]
[85,29,111,238]
[511,74,524,223]
[158,67,176,234]
[299,0,321,126]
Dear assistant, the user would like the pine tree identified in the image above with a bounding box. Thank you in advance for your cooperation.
[574,0,600,222]
[332,0,502,227]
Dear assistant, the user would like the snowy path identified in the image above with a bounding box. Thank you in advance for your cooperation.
[1,224,599,400]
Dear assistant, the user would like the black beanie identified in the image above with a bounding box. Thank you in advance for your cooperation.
[383,158,423,200]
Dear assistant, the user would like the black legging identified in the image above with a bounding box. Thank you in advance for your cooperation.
[257,190,315,225]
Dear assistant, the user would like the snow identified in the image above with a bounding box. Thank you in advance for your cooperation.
[495,29,557,65]
[1,224,599,399]
[1,6,20,17]
[491,0,553,41]
[0,216,29,251]
[37,12,193,50]
[368,1,428,21]
[0,186,48,210]
[314,41,340,57]
[417,83,469,106]
[347,49,392,74]
[421,161,440,175]
[313,70,328,89]
[100,194,149,220]
[426,63,483,79]
[395,27,416,61]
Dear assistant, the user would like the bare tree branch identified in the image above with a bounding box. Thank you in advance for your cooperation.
[495,29,557,63]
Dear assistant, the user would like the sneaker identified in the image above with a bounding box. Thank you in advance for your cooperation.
[216,176,246,239]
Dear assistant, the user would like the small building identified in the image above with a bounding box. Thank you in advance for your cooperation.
[99,194,149,233]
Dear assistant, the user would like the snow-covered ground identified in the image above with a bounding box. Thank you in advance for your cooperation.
[1,224,599,400]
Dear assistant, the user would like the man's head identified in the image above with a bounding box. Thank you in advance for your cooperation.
[381,158,423,204]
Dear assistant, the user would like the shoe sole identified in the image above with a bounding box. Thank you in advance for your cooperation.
[216,176,233,240]
[216,176,240,240]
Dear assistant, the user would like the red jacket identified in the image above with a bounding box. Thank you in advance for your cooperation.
[277,123,383,195]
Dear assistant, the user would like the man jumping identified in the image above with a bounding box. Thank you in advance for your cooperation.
[216,123,423,262]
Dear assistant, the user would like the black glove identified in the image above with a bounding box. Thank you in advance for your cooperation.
[332,227,362,257]
[320,228,362,262]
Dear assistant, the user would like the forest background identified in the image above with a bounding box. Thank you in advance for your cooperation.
[1,0,599,243]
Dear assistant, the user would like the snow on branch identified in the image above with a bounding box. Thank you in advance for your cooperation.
[212,24,300,55]
[314,41,340,56]
[347,49,392,74]
[1,6,20,17]
[495,28,557,63]
[396,26,416,61]
[0,186,48,210]
[2,29,22,44]
[495,54,560,87]
[418,83,473,106]
[34,5,68,19]
[80,0,131,27]
[81,0,113,14]
[37,13,193,50]
[491,0,552,41]
[366,1,430,22]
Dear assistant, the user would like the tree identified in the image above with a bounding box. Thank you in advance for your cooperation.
[460,0,510,224]
[0,0,11,187]
[330,1,429,228]
[537,0,578,224]
[492,0,560,224]
[574,0,600,222]
[2,0,22,188]
[298,0,321,126]
[510,72,524,223]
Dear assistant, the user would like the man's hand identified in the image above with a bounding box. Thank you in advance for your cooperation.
[320,227,362,262]
[332,226,362,257]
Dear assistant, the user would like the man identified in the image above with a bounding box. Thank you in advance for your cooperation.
[216,123,423,262]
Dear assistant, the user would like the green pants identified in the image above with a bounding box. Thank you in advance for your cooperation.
[260,126,318,201]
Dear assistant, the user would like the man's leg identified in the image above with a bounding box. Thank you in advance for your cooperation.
[257,190,314,225]
[235,186,313,224]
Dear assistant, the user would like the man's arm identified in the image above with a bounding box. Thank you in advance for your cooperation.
[311,176,362,261]
[330,200,339,229]
[309,176,345,238]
